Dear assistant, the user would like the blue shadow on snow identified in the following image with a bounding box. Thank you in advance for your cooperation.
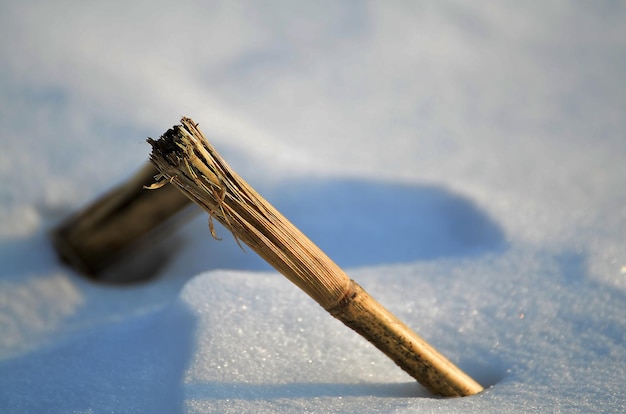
[0,300,196,414]
[174,177,506,273]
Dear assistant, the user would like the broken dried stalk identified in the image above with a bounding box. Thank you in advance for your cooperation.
[148,117,484,397]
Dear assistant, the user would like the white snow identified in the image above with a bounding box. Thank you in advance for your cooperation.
[1,1,625,413]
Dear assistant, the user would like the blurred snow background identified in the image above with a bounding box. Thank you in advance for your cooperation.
[1,1,625,412]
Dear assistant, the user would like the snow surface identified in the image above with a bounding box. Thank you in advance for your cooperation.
[1,1,626,413]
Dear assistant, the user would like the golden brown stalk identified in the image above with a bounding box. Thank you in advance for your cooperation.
[147,117,484,397]
[52,163,193,281]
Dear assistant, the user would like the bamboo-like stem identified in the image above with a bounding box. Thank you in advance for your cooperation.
[147,117,484,397]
